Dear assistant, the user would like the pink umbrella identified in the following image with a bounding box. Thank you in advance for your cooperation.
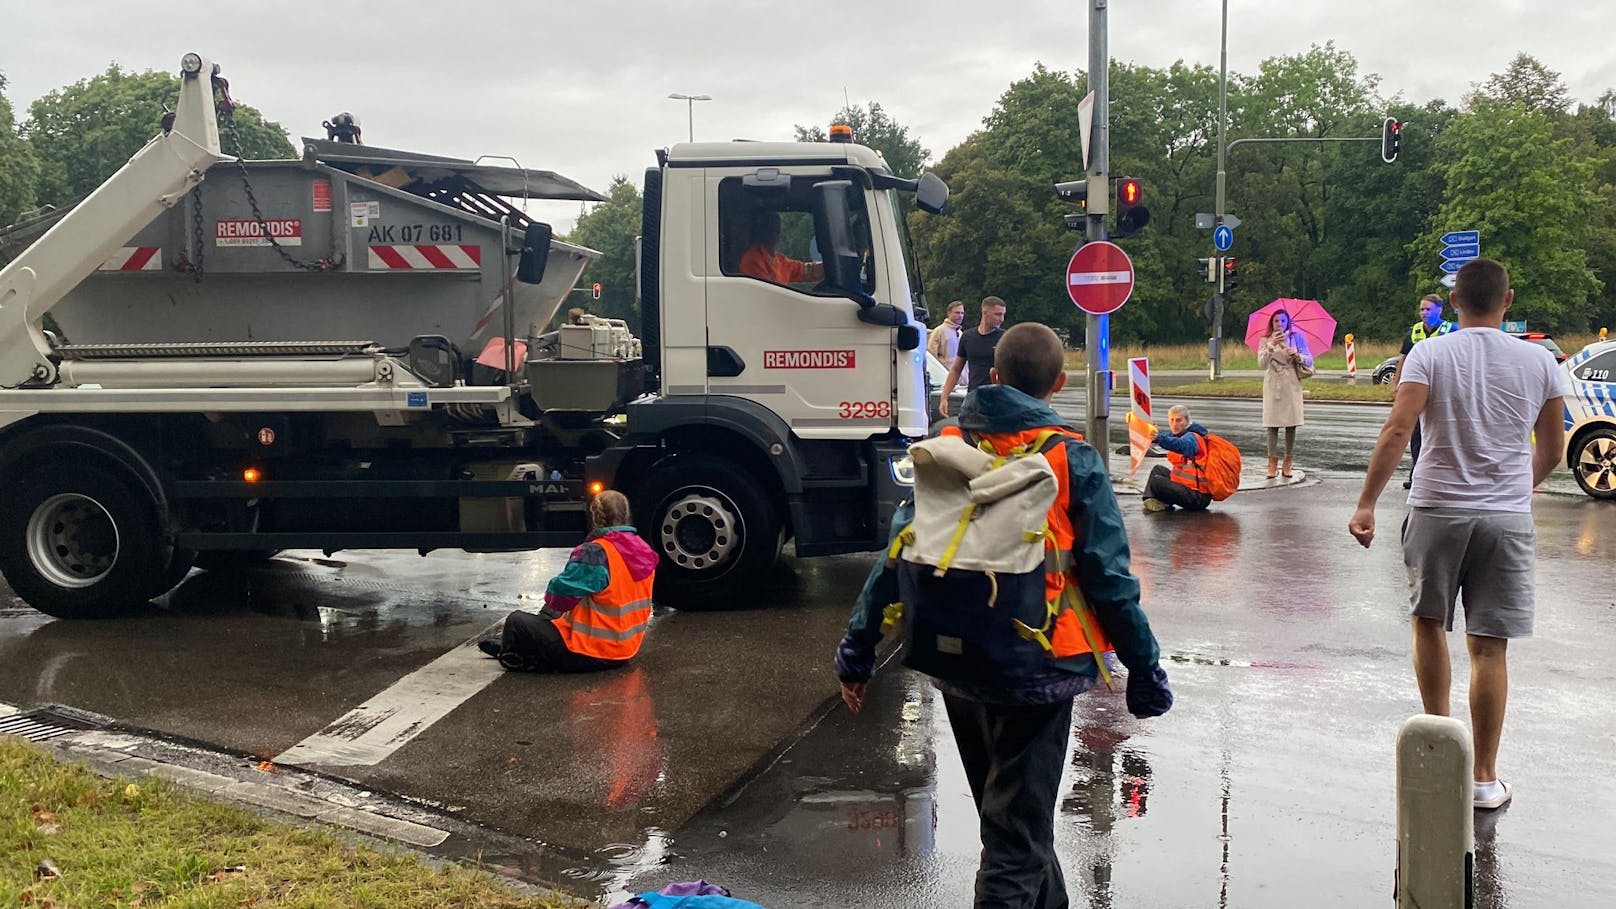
[1245,298,1336,355]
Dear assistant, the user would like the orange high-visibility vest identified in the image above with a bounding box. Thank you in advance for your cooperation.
[939,425,1114,660]
[1167,434,1211,495]
[738,245,809,284]
[554,537,654,661]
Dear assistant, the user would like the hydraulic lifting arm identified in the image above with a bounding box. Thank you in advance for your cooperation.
[0,53,228,387]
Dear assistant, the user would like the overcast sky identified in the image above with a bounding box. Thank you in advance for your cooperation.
[5,1,1613,232]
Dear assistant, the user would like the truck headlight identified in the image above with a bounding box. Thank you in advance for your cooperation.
[889,454,915,486]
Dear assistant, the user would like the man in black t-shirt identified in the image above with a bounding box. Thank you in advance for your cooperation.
[937,296,1007,417]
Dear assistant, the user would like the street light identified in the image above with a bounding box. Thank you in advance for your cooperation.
[667,92,712,142]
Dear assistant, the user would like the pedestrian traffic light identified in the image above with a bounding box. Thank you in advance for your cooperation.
[1113,177,1150,238]
[1222,258,1240,294]
[1381,116,1401,164]
[1196,257,1217,283]
[592,282,602,300]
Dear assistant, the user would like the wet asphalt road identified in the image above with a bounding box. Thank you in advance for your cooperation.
[3,395,1614,907]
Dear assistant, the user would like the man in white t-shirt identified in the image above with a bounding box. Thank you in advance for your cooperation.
[1348,258,1570,812]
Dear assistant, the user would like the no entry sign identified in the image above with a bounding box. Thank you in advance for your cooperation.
[1065,240,1135,316]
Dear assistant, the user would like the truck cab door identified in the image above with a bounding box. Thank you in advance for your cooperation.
[701,169,896,440]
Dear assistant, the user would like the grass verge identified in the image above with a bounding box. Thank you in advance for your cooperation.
[0,739,584,909]
[1144,380,1395,403]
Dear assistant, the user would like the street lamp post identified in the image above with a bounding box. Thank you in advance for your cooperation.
[1211,0,1229,381]
[667,92,711,142]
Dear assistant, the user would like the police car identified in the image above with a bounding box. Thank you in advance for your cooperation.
[1372,332,1566,385]
[1562,339,1616,498]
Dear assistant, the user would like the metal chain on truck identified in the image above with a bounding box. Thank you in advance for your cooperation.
[175,82,344,279]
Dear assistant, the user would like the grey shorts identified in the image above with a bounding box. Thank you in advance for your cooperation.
[1401,508,1536,638]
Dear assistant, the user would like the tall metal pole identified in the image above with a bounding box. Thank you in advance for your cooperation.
[1085,0,1110,470]
[687,99,695,143]
[1210,0,1229,381]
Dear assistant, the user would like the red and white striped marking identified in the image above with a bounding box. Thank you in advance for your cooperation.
[99,246,161,271]
[1127,357,1152,476]
[367,244,481,271]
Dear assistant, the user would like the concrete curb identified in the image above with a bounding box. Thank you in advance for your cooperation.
[46,730,453,848]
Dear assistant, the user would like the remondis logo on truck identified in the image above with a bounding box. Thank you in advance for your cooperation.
[216,219,303,247]
[763,350,856,369]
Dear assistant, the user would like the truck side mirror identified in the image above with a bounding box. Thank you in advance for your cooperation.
[914,172,949,215]
[516,222,553,285]
[811,180,871,307]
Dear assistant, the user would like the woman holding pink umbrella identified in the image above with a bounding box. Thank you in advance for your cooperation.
[1257,310,1313,478]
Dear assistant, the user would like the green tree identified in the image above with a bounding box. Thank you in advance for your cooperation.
[565,175,643,323]
[24,64,294,207]
[0,74,39,228]
[1467,53,1573,115]
[795,102,930,177]
[1414,104,1601,330]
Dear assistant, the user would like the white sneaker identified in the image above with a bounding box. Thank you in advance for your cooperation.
[1474,779,1513,810]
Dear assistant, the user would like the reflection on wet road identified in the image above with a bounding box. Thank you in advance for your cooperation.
[3,394,1613,907]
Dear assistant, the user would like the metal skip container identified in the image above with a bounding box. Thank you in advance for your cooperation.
[34,138,604,356]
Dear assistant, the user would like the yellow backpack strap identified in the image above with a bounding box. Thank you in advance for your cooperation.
[1062,583,1116,691]
[886,526,915,566]
[880,602,904,635]
[934,452,1006,575]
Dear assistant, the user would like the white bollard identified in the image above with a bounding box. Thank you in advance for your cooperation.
[1395,714,1474,908]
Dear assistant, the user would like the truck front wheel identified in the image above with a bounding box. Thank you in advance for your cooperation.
[0,465,170,618]
[635,456,781,609]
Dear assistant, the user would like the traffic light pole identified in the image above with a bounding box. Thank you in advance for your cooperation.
[1085,0,1110,474]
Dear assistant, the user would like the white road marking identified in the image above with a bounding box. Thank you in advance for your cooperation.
[0,701,18,718]
[275,626,506,767]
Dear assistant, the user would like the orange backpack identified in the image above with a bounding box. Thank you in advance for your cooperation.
[1196,432,1243,501]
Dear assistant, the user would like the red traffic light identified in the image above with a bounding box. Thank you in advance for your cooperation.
[1113,177,1149,238]
[591,282,602,300]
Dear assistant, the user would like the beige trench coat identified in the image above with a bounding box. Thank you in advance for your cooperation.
[1258,331,1313,428]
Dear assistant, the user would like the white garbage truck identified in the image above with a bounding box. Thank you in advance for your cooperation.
[0,54,947,618]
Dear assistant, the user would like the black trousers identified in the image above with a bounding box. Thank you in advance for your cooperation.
[943,693,1074,909]
[500,611,625,674]
[1144,465,1212,511]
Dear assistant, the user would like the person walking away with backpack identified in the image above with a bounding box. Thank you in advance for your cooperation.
[1141,404,1214,513]
[834,323,1172,908]
[477,490,657,673]
[1258,310,1313,478]
[1349,258,1569,810]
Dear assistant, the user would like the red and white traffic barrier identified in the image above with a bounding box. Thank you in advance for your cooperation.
[1127,357,1152,476]
[1345,333,1357,385]
[99,246,161,271]
[367,244,482,271]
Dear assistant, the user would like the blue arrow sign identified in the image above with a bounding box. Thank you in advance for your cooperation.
[1441,230,1480,246]
[1213,224,1233,252]
[1441,243,1481,260]
[1439,258,1473,274]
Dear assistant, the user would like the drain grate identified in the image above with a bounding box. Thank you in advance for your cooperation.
[0,707,109,743]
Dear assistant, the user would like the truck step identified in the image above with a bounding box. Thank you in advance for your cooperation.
[57,340,379,359]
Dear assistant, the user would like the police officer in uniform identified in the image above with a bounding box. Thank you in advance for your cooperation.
[1395,294,1454,488]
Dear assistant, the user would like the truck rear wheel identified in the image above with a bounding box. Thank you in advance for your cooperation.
[0,465,170,618]
[635,456,781,609]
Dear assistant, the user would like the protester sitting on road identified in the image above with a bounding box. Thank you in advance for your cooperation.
[1258,310,1312,479]
[835,322,1171,907]
[1142,405,1213,513]
[478,490,656,673]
